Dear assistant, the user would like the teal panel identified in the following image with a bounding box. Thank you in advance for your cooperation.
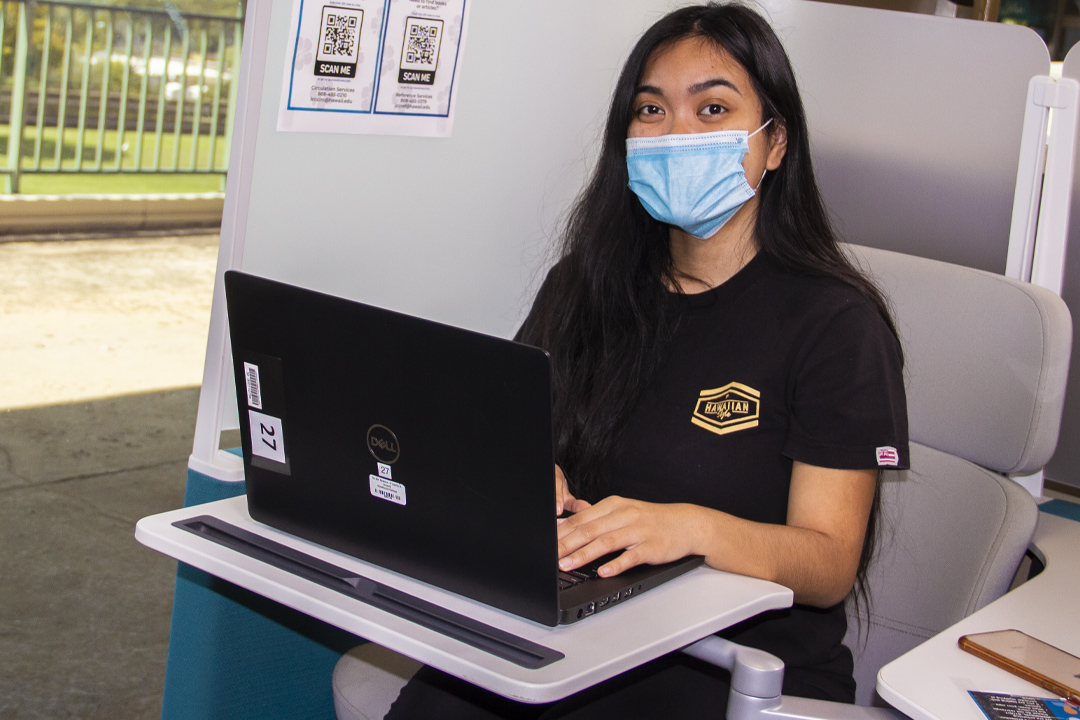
[161,466,364,720]
[1039,498,1080,523]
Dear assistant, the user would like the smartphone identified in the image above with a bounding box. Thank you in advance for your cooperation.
[958,629,1080,702]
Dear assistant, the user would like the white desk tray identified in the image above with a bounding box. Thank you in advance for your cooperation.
[877,510,1080,720]
[137,495,793,703]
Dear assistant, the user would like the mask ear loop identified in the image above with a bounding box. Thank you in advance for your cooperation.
[754,169,767,192]
[748,118,775,192]
[748,117,773,140]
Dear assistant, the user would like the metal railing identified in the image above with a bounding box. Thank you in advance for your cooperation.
[0,0,243,193]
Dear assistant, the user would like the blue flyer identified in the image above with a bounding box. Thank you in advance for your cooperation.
[971,691,1080,719]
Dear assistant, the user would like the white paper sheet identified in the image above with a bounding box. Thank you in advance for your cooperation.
[277,0,470,137]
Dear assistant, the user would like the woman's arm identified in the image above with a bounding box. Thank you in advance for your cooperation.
[556,461,877,608]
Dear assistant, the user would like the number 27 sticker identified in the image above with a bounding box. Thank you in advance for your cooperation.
[248,410,286,465]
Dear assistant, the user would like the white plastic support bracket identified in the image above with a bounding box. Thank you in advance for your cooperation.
[1010,469,1044,498]
[1006,75,1080,296]
[1031,77,1079,295]
[1008,77,1053,283]
[188,0,271,483]
[188,447,245,482]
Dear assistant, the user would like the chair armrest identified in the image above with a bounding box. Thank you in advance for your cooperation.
[681,636,908,720]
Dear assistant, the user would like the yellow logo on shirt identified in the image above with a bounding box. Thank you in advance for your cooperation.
[692,382,760,436]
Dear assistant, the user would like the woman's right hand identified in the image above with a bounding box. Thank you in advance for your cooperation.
[556,464,591,517]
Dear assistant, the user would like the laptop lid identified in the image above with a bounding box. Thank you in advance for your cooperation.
[224,270,560,626]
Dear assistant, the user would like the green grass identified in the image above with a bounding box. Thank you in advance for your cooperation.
[0,124,229,195]
[17,173,224,194]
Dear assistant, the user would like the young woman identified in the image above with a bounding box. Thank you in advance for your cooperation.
[386,3,908,718]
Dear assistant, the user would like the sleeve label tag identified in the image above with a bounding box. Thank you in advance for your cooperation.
[876,446,899,466]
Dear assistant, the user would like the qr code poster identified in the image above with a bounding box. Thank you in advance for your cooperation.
[282,0,386,115]
[371,0,465,119]
[280,0,469,137]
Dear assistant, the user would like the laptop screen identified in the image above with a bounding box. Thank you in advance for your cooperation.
[225,271,561,626]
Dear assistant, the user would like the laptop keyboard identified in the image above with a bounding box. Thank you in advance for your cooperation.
[558,553,618,590]
[558,568,595,589]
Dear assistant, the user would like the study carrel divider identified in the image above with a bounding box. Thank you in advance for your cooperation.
[190,0,1048,486]
[165,3,1053,716]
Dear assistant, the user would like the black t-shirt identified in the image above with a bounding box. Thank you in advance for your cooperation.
[525,252,909,699]
[606,252,907,698]
[609,253,907,513]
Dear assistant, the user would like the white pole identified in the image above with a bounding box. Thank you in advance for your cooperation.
[188,0,273,483]
[1006,76,1079,498]
[1006,77,1053,282]
[1030,78,1080,295]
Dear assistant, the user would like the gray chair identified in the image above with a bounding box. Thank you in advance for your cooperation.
[845,244,1071,707]
[332,245,1073,720]
[333,644,424,720]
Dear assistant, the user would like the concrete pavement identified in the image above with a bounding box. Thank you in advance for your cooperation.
[0,235,218,719]
[0,235,217,410]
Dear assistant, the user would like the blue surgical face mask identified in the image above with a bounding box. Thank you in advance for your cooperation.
[626,120,771,240]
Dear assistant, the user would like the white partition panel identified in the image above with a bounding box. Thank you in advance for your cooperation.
[765,1,1048,272]
[239,0,667,335]
[240,0,1051,321]
[1045,44,1080,490]
[193,0,1053,480]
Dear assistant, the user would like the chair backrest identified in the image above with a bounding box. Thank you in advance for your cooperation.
[841,245,1072,706]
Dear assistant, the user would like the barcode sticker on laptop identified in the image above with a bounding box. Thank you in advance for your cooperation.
[249,410,286,465]
[369,475,406,506]
[244,362,263,409]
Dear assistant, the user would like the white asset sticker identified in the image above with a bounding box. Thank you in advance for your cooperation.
[249,410,286,464]
[369,475,406,506]
[377,462,392,479]
[243,362,263,409]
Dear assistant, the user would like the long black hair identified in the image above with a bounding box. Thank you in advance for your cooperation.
[518,2,897,609]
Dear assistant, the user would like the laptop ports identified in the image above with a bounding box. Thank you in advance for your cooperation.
[585,602,596,616]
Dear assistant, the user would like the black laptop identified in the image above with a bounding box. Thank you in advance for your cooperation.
[220,270,702,627]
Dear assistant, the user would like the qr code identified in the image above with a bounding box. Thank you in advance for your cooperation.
[406,24,439,66]
[398,17,443,84]
[322,12,357,58]
[316,5,362,69]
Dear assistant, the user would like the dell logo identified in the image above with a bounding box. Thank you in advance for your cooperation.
[366,424,400,464]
